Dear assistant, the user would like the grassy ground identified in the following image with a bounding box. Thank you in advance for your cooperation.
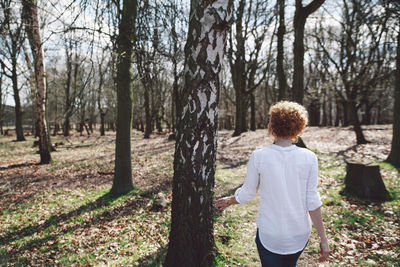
[0,126,399,266]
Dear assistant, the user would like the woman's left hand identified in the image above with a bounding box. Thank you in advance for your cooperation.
[215,196,233,211]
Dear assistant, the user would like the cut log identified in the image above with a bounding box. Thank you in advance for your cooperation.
[344,160,389,201]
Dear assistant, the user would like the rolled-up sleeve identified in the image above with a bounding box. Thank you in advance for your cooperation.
[306,154,322,211]
[234,151,260,204]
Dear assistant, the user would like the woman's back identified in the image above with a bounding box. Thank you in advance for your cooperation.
[248,144,321,254]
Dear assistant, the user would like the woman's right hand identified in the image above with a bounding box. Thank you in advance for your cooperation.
[215,197,232,211]
[318,240,330,262]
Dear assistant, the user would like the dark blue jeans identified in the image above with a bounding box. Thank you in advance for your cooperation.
[255,229,306,267]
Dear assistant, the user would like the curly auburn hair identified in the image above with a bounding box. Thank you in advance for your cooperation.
[268,101,308,141]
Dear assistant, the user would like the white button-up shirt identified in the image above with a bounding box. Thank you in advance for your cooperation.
[234,144,322,255]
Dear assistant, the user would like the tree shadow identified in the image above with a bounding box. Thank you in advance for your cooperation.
[1,179,166,246]
[0,191,123,246]
[135,246,167,267]
[0,162,39,171]
[219,160,248,169]
[1,178,171,263]
[335,144,359,159]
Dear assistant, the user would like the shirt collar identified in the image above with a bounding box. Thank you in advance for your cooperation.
[270,144,299,151]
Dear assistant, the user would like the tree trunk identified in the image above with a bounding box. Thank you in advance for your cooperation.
[387,27,400,167]
[231,0,247,137]
[164,1,232,266]
[110,0,137,195]
[250,93,256,131]
[144,84,152,139]
[308,99,319,126]
[22,0,52,164]
[11,55,25,141]
[233,90,247,136]
[100,112,105,136]
[342,100,349,126]
[277,0,286,101]
[0,73,3,135]
[170,6,181,134]
[347,100,368,144]
[292,17,306,104]
[63,116,70,136]
[155,111,162,133]
[97,56,106,137]
[344,160,389,201]
[63,43,72,137]
[292,0,325,104]
[361,98,372,125]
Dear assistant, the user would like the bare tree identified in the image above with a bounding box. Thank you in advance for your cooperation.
[0,0,26,141]
[292,0,325,104]
[228,0,273,136]
[276,0,287,101]
[110,0,137,195]
[21,0,51,163]
[314,0,391,144]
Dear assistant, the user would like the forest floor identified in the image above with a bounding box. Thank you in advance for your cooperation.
[0,125,399,266]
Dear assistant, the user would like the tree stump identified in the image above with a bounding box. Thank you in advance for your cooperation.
[344,160,389,201]
[295,136,307,148]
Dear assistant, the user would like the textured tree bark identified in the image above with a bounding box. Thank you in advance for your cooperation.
[387,27,400,167]
[22,0,52,164]
[292,0,325,104]
[277,0,286,101]
[164,0,232,266]
[111,0,137,195]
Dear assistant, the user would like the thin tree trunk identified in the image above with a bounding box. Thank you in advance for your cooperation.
[110,0,137,195]
[250,93,256,131]
[0,72,3,135]
[155,111,162,133]
[11,55,25,141]
[342,100,349,126]
[22,0,52,164]
[144,84,152,138]
[100,112,105,136]
[277,0,286,101]
[231,0,247,137]
[172,21,180,133]
[293,16,306,104]
[387,28,400,166]
[63,44,72,137]
[233,88,247,136]
[97,57,106,136]
[164,1,232,266]
[347,100,368,144]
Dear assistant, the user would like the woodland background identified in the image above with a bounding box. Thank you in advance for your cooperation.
[1,0,399,266]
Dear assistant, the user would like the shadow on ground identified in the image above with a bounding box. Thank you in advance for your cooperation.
[136,246,168,266]
[1,178,171,263]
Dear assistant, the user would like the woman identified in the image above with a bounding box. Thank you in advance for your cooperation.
[215,101,330,267]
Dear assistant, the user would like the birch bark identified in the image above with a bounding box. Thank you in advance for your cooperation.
[164,0,232,266]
